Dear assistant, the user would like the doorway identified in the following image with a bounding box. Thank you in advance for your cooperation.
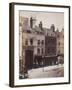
[25,50,33,69]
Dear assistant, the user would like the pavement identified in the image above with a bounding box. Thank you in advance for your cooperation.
[28,64,64,79]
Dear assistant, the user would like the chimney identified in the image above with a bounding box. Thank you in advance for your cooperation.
[39,21,43,30]
[50,24,55,32]
[30,17,33,28]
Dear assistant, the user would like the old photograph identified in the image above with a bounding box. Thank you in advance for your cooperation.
[9,3,70,87]
[19,11,64,79]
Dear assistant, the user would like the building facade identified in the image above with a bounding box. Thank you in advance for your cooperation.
[19,16,64,78]
[56,28,64,64]
[44,25,57,66]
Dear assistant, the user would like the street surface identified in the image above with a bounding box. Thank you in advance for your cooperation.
[28,64,64,78]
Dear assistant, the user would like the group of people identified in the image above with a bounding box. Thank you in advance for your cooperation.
[34,55,45,67]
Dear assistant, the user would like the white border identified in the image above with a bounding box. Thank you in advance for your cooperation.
[14,5,69,86]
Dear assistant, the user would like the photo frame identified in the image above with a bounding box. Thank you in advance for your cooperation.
[9,2,70,87]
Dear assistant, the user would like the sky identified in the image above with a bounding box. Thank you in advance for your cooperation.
[20,10,64,31]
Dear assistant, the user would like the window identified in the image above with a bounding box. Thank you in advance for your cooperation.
[42,40,44,45]
[57,35,59,38]
[41,48,44,54]
[30,39,33,45]
[52,49,56,54]
[19,22,22,26]
[51,34,53,36]
[37,48,40,54]
[58,42,60,46]
[25,39,28,45]
[47,49,50,53]
[58,50,60,54]
[27,30,31,33]
[52,49,54,52]
[38,40,40,45]
[47,33,48,36]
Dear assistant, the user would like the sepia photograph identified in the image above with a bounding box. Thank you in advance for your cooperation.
[19,11,64,79]
[9,3,70,87]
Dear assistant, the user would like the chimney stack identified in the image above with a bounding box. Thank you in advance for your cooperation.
[50,24,55,32]
[30,17,33,28]
[39,21,43,30]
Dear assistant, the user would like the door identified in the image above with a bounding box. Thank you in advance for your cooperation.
[25,50,33,69]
